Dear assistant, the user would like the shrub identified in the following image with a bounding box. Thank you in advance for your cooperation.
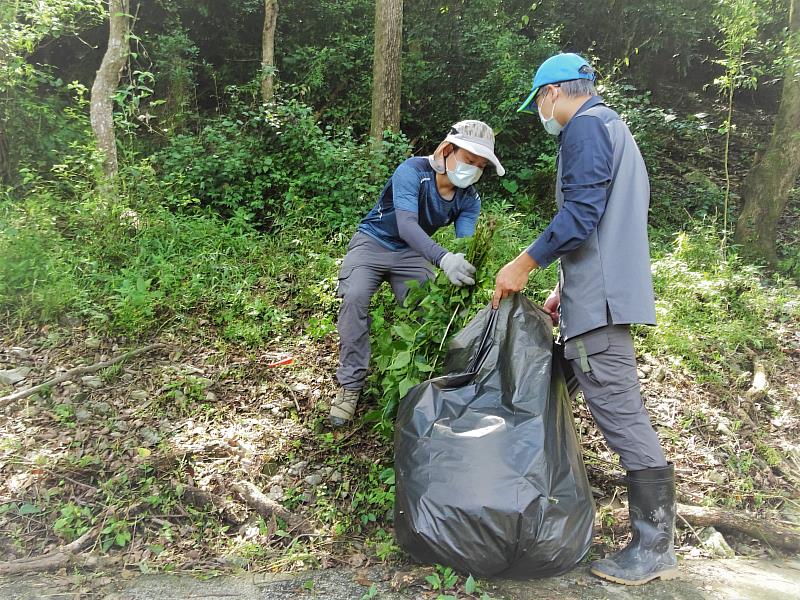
[154,92,411,234]
[642,222,799,383]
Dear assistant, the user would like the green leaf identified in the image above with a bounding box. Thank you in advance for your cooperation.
[425,574,441,589]
[389,351,411,370]
[465,574,477,594]
[501,179,518,193]
[149,544,165,556]
[18,503,40,515]
[398,376,417,398]
[392,323,416,341]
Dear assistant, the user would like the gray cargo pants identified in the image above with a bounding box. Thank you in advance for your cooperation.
[336,232,434,390]
[564,323,667,471]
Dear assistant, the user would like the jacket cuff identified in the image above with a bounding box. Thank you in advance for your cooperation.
[526,237,556,269]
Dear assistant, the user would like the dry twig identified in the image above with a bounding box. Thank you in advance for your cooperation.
[0,343,165,406]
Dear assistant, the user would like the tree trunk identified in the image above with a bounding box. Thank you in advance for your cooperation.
[370,0,403,141]
[0,123,10,184]
[261,0,278,103]
[734,0,800,265]
[90,0,130,180]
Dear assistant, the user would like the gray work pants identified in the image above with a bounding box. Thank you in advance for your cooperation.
[564,323,667,471]
[336,232,434,390]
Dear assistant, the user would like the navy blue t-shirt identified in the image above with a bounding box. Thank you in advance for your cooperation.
[358,157,481,251]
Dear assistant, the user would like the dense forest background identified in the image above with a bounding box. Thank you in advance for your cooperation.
[0,0,799,589]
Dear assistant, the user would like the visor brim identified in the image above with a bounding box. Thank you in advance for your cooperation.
[445,135,505,177]
[517,87,539,114]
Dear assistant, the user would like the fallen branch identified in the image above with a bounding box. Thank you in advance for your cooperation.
[232,480,305,532]
[0,343,165,406]
[677,503,800,553]
[609,503,800,553]
[0,523,99,576]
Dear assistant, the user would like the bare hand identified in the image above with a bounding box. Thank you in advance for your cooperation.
[491,253,538,309]
[543,288,560,325]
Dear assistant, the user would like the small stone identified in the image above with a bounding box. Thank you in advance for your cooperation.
[639,364,653,375]
[81,376,102,389]
[115,420,129,432]
[223,553,249,569]
[131,390,148,401]
[205,391,217,402]
[289,382,310,394]
[716,420,733,437]
[268,485,284,500]
[10,347,31,360]
[140,427,160,446]
[636,369,647,380]
[699,527,735,558]
[289,460,308,474]
[0,367,31,386]
[304,474,322,486]
[92,401,113,416]
[85,337,101,349]
[271,406,281,415]
[643,353,659,367]
[74,407,91,422]
[330,470,342,483]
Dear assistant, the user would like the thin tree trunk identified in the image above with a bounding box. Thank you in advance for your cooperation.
[370,0,403,141]
[90,0,130,180]
[734,0,800,265]
[0,123,10,184]
[261,0,278,103]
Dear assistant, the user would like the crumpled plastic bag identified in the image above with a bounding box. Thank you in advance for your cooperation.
[394,293,595,578]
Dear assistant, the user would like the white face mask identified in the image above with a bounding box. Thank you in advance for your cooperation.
[538,91,563,136]
[446,155,483,188]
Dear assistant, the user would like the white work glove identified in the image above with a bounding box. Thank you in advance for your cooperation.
[439,252,476,287]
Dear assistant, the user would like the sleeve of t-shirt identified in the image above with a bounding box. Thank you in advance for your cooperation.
[392,161,424,213]
[526,116,613,268]
[454,190,481,238]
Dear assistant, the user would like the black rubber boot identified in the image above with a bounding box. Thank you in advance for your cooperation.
[591,464,678,585]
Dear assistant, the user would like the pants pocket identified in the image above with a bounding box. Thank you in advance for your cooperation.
[564,328,610,376]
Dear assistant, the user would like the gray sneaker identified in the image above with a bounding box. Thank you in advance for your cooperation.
[329,387,361,427]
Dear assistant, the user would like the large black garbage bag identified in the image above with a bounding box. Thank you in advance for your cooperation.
[394,293,594,579]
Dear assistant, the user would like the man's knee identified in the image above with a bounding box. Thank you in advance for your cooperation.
[584,390,666,470]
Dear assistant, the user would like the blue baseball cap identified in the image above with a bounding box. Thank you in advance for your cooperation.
[518,53,596,114]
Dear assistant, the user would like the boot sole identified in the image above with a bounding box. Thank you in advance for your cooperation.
[590,567,679,586]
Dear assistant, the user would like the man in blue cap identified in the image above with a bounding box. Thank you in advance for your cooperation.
[491,53,677,586]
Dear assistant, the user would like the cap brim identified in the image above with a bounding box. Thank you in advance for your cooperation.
[445,134,505,177]
[517,87,539,114]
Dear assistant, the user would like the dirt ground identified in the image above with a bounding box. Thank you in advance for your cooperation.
[1,305,799,595]
[1,557,800,599]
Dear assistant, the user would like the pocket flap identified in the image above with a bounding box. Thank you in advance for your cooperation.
[564,329,610,360]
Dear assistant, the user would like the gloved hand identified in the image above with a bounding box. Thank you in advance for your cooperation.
[439,252,476,287]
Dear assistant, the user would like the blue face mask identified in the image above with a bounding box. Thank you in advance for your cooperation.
[446,154,483,188]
